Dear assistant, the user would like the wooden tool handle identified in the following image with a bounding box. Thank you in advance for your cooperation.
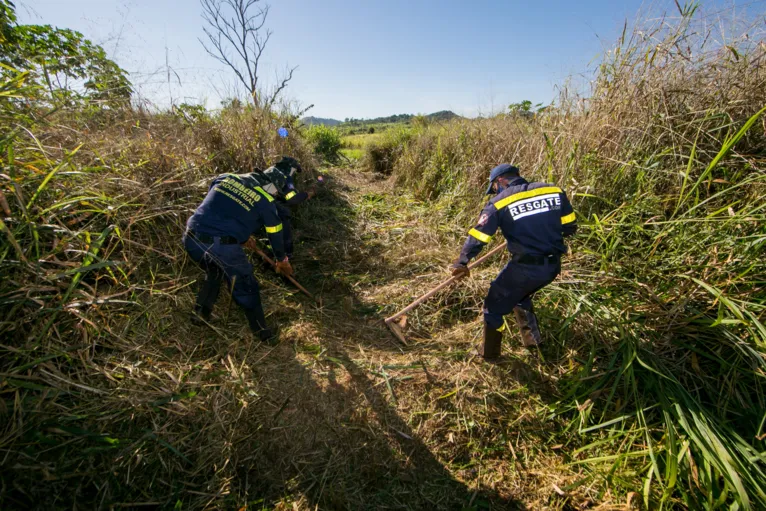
[253,247,318,302]
[384,243,506,323]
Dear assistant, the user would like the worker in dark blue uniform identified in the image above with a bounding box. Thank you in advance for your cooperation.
[261,156,316,259]
[451,164,577,360]
[184,171,293,343]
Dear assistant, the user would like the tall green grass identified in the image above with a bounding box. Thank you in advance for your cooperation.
[362,126,416,174]
[363,5,766,509]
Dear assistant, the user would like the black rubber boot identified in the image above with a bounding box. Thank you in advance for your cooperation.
[478,322,503,360]
[514,305,542,347]
[190,304,213,326]
[244,307,277,345]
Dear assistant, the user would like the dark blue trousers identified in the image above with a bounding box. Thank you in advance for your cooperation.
[183,234,264,314]
[275,203,294,257]
[483,259,560,331]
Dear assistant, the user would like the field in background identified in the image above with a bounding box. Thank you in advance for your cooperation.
[340,132,383,160]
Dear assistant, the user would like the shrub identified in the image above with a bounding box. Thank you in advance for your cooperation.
[362,126,413,175]
[306,124,342,163]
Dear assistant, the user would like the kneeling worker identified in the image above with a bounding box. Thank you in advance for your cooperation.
[184,171,293,343]
[450,164,577,360]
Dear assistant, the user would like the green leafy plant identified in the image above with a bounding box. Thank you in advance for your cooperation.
[0,1,131,104]
[306,124,342,163]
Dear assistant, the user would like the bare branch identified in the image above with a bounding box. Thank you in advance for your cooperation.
[199,30,248,92]
[267,65,297,107]
[200,0,287,105]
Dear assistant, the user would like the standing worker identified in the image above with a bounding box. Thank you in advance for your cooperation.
[184,171,294,344]
[262,156,316,259]
[450,164,577,360]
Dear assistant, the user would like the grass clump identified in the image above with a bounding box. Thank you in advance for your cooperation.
[362,126,416,175]
[339,132,383,161]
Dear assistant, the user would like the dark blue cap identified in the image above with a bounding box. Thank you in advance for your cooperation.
[485,164,520,194]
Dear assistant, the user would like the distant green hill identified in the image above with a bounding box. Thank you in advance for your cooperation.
[302,116,342,126]
[427,110,461,122]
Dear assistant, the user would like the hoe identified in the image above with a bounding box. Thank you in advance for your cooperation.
[384,244,506,344]
[253,246,320,304]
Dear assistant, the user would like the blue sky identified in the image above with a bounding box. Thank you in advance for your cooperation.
[18,0,756,118]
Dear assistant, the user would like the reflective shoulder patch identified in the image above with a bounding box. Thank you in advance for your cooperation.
[494,186,562,210]
[255,186,275,202]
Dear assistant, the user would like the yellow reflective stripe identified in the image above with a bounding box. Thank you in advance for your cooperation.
[468,228,492,243]
[494,186,562,210]
[265,224,283,234]
[285,191,297,200]
[497,323,506,332]
[561,212,576,224]
[255,187,274,202]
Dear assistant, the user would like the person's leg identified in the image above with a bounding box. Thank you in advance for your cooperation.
[481,262,559,357]
[194,259,223,322]
[185,235,223,324]
[483,262,531,329]
[480,262,532,359]
[512,263,560,347]
[513,297,541,347]
[276,203,294,258]
[213,242,276,343]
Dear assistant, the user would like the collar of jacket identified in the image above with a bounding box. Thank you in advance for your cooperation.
[491,176,528,197]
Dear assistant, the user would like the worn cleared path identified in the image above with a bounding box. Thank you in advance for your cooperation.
[194,167,578,510]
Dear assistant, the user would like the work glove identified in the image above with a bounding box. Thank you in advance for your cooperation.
[275,258,293,278]
[307,187,317,199]
[450,263,470,279]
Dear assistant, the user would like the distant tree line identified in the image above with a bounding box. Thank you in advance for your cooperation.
[343,111,460,126]
[343,113,413,126]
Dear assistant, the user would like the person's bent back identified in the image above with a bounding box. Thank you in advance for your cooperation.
[184,172,293,343]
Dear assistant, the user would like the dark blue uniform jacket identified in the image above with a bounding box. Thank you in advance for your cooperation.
[282,175,309,206]
[186,173,286,260]
[458,177,577,265]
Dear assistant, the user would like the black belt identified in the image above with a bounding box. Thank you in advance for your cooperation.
[514,253,558,265]
[187,231,240,245]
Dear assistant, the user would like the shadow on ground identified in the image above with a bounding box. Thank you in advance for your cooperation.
[212,170,523,509]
